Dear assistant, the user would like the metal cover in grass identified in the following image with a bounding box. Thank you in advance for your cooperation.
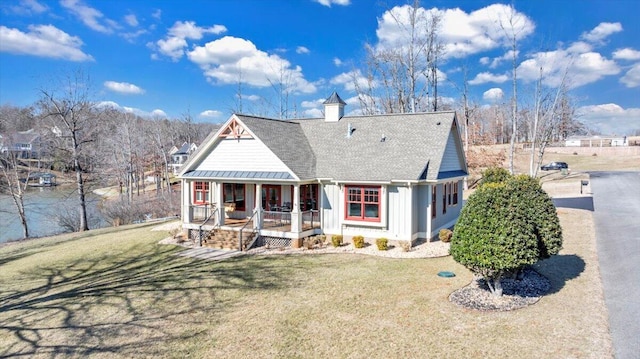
[437,271,455,277]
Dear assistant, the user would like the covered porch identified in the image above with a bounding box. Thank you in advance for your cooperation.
[181,179,322,248]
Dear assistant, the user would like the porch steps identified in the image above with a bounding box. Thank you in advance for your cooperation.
[202,228,255,250]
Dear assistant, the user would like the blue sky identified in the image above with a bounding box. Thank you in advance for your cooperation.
[1,0,639,135]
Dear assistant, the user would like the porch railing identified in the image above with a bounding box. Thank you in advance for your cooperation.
[190,203,214,222]
[302,210,320,229]
[239,210,259,251]
[262,210,291,228]
[198,206,219,247]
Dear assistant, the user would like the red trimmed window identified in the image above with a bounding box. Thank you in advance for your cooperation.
[223,183,245,211]
[193,181,209,204]
[453,182,459,205]
[345,186,380,221]
[431,186,437,218]
[442,184,447,214]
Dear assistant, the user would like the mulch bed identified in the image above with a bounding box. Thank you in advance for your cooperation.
[449,267,551,311]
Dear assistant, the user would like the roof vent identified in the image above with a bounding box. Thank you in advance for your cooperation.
[380,134,386,142]
[346,123,355,138]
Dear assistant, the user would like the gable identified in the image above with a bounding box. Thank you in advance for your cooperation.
[438,126,466,172]
[180,115,299,181]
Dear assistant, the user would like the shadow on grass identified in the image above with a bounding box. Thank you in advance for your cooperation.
[534,254,586,295]
[0,243,292,358]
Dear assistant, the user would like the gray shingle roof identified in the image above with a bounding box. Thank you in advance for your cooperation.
[180,111,465,183]
[293,112,460,181]
[236,115,317,180]
[182,170,293,180]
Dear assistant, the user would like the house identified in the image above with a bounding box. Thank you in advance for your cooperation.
[178,92,467,250]
[169,142,198,175]
[565,135,628,147]
[0,129,41,159]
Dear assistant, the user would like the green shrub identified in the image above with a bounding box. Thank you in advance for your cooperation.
[352,235,365,248]
[331,234,343,247]
[480,167,511,185]
[439,228,453,243]
[450,175,562,296]
[376,237,388,251]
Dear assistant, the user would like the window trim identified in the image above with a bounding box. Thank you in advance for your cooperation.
[431,185,437,218]
[344,185,381,222]
[193,181,209,205]
[453,182,459,205]
[442,183,447,214]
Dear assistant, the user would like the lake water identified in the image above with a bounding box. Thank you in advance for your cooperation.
[0,187,107,243]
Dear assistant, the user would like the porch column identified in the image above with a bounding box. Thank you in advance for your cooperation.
[290,184,302,234]
[181,179,189,224]
[426,184,432,242]
[216,182,225,226]
[254,183,262,230]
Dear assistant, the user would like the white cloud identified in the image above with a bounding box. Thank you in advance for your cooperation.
[150,109,168,118]
[60,0,116,34]
[199,110,222,119]
[489,50,518,68]
[96,101,167,118]
[581,22,622,43]
[296,46,310,54]
[469,71,508,85]
[104,81,145,94]
[187,36,316,93]
[483,88,504,102]
[330,69,373,92]
[152,9,162,20]
[313,0,351,7]
[0,25,93,61]
[333,57,343,66]
[518,48,619,88]
[154,21,227,61]
[124,14,138,27]
[301,98,325,108]
[577,104,640,135]
[376,4,534,60]
[479,57,490,65]
[620,63,640,88]
[8,0,48,15]
[613,48,640,61]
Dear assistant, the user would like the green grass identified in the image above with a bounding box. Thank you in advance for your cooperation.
[0,215,612,358]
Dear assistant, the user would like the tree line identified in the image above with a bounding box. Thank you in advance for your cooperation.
[0,72,216,239]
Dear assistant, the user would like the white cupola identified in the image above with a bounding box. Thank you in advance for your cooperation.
[323,91,346,122]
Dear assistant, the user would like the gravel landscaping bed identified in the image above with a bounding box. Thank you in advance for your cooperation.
[449,267,551,311]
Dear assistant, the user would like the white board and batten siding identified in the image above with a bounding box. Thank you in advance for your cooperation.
[321,183,416,241]
[195,138,292,174]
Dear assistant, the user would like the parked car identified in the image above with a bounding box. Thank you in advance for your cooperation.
[540,161,568,171]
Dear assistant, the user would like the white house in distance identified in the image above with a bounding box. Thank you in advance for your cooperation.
[565,135,628,147]
[169,142,198,175]
[178,92,467,250]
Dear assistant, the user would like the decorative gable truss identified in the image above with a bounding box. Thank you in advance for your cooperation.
[219,117,253,140]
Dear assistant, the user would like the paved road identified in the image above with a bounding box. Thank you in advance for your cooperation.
[589,171,640,359]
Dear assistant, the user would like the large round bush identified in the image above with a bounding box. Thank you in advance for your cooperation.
[450,173,562,295]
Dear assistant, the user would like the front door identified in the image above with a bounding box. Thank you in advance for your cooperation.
[262,185,281,211]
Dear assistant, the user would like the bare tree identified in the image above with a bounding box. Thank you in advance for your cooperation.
[498,4,528,174]
[354,1,443,114]
[39,71,100,232]
[0,140,32,238]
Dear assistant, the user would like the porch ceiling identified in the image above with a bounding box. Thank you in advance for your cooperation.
[182,170,294,180]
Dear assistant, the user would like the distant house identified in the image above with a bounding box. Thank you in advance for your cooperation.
[565,135,628,147]
[0,129,41,159]
[169,142,198,175]
[178,92,468,250]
